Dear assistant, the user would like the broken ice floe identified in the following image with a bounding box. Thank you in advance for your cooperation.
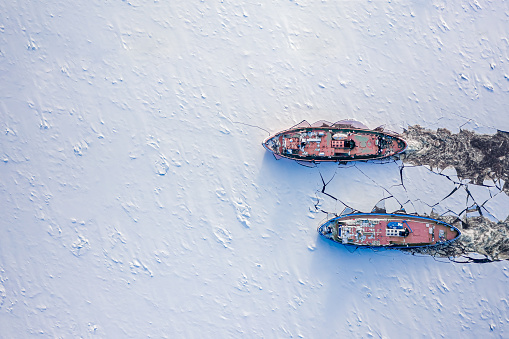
[314,125,509,262]
[400,126,508,195]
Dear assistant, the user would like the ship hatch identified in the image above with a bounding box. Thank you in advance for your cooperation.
[331,139,355,149]
[386,227,410,237]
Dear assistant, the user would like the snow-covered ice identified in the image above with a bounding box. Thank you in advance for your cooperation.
[1,1,509,337]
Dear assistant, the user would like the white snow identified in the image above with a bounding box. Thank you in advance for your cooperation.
[1,1,509,337]
[483,192,509,222]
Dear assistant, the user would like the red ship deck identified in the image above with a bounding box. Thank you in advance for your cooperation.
[319,214,460,247]
[264,127,406,162]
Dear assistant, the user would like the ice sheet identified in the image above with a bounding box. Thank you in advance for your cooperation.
[1,1,509,338]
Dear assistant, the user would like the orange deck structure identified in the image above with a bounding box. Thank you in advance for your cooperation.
[263,120,407,162]
[318,213,461,248]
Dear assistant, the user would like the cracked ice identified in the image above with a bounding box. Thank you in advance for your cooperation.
[315,125,509,262]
